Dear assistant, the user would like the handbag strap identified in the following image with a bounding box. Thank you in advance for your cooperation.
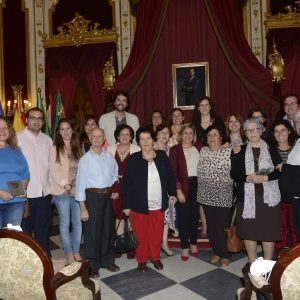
[115,215,131,234]
[231,206,237,227]
[115,217,124,233]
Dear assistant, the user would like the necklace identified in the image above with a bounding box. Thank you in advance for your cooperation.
[117,146,130,162]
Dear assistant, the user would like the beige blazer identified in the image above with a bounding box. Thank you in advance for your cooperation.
[49,145,70,195]
[99,111,140,146]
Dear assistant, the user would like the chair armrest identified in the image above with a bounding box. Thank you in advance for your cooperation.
[53,259,96,296]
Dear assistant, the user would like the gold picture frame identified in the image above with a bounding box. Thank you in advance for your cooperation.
[172,62,210,110]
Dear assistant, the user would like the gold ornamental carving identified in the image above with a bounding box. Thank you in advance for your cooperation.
[268,39,285,83]
[43,13,118,48]
[103,55,116,90]
[265,2,300,32]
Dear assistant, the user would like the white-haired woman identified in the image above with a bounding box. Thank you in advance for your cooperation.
[231,117,282,262]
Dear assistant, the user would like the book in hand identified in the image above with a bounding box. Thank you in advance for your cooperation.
[255,168,273,175]
[7,180,26,197]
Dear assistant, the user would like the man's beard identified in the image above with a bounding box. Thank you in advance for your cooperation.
[115,105,126,112]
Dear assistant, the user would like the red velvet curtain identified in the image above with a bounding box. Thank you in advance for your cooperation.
[115,0,279,125]
[114,0,169,94]
[204,0,280,119]
[85,68,108,117]
[46,43,117,123]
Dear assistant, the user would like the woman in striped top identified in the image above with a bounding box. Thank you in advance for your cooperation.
[271,119,297,255]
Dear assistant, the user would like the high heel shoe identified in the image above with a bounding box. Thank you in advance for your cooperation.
[181,249,189,261]
[127,250,135,259]
[181,255,189,261]
[191,251,199,258]
[161,244,174,256]
[190,245,199,257]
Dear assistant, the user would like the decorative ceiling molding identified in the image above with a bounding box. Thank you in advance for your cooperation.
[265,2,300,32]
[43,13,118,48]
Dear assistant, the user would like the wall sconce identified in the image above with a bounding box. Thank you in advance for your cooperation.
[268,39,285,83]
[102,54,116,90]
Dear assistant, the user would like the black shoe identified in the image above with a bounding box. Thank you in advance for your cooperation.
[106,264,120,272]
[151,260,163,270]
[89,269,100,279]
[138,262,147,272]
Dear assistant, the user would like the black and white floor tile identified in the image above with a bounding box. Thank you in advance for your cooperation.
[49,213,254,299]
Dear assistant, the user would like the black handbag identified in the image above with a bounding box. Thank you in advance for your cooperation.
[115,218,138,253]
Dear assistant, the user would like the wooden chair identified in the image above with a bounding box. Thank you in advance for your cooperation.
[238,243,300,300]
[0,229,101,300]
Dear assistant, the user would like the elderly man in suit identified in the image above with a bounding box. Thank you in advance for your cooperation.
[99,90,140,145]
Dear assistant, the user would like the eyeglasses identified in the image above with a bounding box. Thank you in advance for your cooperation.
[245,128,260,134]
[28,116,44,122]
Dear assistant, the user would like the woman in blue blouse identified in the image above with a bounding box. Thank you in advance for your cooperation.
[0,117,30,228]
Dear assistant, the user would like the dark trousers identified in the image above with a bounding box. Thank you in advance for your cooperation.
[84,191,115,270]
[203,204,231,258]
[292,200,300,242]
[177,177,199,249]
[21,194,52,256]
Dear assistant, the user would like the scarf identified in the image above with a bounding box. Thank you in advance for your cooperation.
[243,139,280,219]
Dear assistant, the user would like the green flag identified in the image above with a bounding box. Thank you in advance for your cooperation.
[37,89,50,136]
[53,89,65,136]
[0,100,4,117]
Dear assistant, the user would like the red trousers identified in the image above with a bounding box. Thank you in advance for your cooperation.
[131,210,164,263]
[276,203,297,250]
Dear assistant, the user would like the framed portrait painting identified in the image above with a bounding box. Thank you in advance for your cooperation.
[172,62,210,110]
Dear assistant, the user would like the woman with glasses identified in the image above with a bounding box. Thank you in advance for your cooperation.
[231,117,282,262]
[79,115,98,153]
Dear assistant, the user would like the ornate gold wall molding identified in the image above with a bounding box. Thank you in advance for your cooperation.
[264,2,300,32]
[112,0,136,72]
[243,0,267,65]
[43,13,118,48]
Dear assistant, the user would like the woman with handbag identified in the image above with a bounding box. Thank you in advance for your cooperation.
[122,127,177,272]
[231,117,282,263]
[107,124,140,259]
[50,118,83,265]
[197,125,233,266]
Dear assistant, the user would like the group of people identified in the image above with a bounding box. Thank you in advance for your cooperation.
[1,90,300,278]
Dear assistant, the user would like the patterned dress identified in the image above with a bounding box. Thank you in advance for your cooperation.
[197,147,233,207]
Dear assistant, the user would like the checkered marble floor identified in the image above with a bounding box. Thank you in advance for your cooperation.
[49,213,252,299]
